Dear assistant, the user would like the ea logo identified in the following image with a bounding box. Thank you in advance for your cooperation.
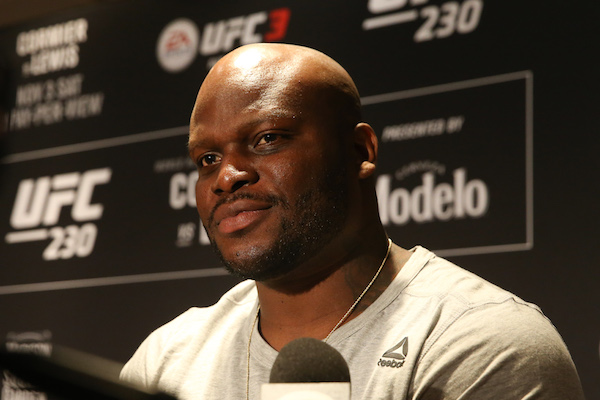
[156,19,199,73]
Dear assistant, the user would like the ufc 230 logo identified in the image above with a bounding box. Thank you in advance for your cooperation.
[363,0,484,42]
[6,168,112,260]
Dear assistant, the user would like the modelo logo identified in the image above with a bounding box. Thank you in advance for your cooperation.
[7,168,112,260]
[157,8,291,73]
[376,168,489,225]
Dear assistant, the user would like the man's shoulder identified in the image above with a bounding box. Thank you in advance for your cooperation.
[402,247,553,352]
[406,246,538,312]
[156,279,257,338]
[130,279,256,358]
[120,280,257,387]
[411,288,583,398]
[401,248,583,399]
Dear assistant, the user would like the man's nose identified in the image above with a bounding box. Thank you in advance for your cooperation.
[211,156,258,194]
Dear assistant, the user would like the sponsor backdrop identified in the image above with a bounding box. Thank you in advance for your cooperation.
[0,0,598,398]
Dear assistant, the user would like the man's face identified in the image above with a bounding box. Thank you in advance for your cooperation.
[188,72,354,282]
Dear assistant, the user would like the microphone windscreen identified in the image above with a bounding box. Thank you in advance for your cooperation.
[269,338,350,384]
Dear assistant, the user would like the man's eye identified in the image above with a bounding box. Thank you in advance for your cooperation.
[200,154,221,167]
[257,133,279,146]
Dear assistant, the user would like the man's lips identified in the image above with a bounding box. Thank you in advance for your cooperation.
[213,199,273,234]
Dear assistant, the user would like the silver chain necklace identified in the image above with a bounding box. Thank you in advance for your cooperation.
[246,238,393,400]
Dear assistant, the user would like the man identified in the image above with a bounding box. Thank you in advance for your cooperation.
[121,43,584,399]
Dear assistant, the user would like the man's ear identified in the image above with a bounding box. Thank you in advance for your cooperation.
[354,122,378,179]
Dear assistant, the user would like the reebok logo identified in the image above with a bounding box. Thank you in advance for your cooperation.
[377,337,408,368]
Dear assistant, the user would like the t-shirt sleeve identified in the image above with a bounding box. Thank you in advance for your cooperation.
[120,329,163,390]
[410,299,584,399]
[119,312,189,391]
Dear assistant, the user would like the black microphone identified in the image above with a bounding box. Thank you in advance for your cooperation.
[0,343,176,400]
[262,337,351,400]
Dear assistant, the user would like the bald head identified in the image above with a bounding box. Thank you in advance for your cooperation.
[190,43,362,135]
[187,44,381,283]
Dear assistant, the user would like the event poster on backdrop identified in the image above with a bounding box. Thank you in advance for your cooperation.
[364,71,532,256]
[0,1,598,399]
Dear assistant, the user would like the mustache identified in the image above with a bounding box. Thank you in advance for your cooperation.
[207,192,288,227]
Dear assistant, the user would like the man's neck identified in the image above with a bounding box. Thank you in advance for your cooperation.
[254,239,412,351]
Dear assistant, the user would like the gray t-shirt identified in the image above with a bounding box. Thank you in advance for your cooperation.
[121,246,584,399]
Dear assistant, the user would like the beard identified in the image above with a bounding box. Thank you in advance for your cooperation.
[206,166,349,282]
